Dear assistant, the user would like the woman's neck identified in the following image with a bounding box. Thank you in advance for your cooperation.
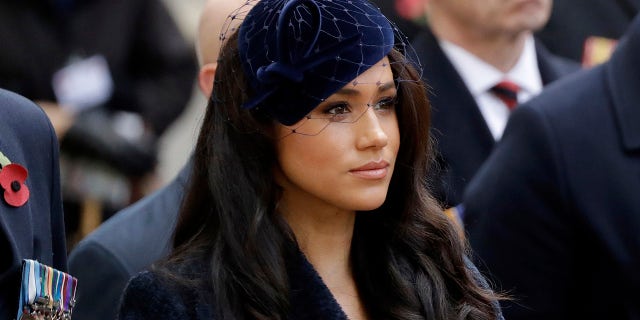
[279,202,369,319]
[281,203,355,281]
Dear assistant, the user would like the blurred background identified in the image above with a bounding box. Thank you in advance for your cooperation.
[156,0,207,184]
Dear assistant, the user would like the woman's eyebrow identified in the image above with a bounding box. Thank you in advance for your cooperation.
[333,81,396,96]
[378,81,395,92]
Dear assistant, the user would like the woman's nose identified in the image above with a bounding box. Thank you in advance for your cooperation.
[355,108,388,150]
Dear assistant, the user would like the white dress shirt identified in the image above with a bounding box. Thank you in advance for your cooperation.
[439,36,543,140]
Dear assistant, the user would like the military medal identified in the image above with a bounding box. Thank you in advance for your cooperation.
[17,260,78,320]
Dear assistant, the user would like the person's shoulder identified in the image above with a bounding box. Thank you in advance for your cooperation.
[0,88,36,109]
[119,270,187,319]
[523,63,605,121]
[0,88,50,129]
[0,88,58,184]
[119,266,213,319]
[69,166,190,273]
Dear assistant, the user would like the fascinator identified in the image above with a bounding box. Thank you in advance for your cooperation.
[224,0,420,126]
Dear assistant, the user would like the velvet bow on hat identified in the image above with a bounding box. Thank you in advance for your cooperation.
[238,0,395,125]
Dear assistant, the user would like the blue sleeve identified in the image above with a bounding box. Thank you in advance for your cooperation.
[68,241,131,320]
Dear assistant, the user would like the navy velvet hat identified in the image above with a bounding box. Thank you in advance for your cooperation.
[238,0,396,126]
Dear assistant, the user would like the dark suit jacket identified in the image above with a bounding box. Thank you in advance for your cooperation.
[0,89,66,319]
[463,15,640,320]
[411,27,580,207]
[68,162,191,320]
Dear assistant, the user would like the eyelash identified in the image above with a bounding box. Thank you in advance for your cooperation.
[373,96,398,110]
[323,96,398,116]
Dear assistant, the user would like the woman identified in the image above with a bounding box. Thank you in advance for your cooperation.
[118,0,503,319]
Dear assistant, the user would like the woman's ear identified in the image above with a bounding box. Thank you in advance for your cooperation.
[198,63,218,98]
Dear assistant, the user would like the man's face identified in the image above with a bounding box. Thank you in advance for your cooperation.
[436,0,552,37]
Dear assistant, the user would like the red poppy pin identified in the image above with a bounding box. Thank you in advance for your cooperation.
[0,151,29,207]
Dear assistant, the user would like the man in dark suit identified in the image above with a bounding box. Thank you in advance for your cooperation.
[0,88,67,319]
[67,0,243,318]
[411,0,579,208]
[463,14,640,320]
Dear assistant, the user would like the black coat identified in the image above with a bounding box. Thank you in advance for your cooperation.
[0,89,66,319]
[118,250,350,320]
[463,15,640,320]
[118,250,503,319]
[411,27,580,207]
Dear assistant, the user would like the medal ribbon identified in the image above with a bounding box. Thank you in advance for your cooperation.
[16,260,79,319]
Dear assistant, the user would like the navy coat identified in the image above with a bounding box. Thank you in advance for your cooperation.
[411,27,580,207]
[118,250,503,319]
[118,249,350,320]
[68,162,191,320]
[463,15,640,320]
[0,89,66,319]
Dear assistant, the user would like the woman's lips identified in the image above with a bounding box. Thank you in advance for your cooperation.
[349,161,389,179]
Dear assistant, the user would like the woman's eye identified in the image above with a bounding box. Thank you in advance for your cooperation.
[325,103,350,115]
[374,96,397,110]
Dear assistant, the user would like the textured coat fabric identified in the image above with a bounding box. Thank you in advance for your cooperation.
[118,250,503,319]
[68,162,191,320]
[463,15,640,320]
[0,89,66,320]
[411,27,580,208]
[0,0,196,135]
[118,250,354,320]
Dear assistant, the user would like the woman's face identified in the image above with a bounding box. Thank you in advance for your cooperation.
[274,57,400,213]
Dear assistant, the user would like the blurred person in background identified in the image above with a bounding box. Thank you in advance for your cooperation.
[0,0,197,247]
[67,0,242,318]
[411,0,579,210]
[0,88,67,320]
[369,0,427,42]
[463,14,640,319]
[536,0,640,66]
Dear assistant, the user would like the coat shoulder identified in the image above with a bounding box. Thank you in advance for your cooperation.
[119,269,213,320]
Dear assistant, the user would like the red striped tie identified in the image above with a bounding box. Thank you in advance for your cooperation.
[490,80,520,110]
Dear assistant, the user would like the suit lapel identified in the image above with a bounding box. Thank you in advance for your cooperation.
[535,39,581,85]
[412,28,496,203]
[414,28,495,148]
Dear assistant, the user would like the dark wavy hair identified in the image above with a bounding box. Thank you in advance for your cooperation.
[165,30,500,319]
